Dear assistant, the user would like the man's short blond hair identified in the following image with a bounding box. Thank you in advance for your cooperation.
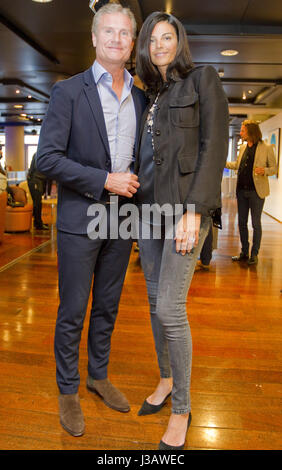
[91,3,136,38]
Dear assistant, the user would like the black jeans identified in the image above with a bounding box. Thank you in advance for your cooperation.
[236,189,265,256]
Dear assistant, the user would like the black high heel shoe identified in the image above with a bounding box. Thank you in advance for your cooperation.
[158,412,192,450]
[138,392,171,416]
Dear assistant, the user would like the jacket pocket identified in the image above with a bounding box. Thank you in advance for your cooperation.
[170,93,199,127]
[178,156,197,174]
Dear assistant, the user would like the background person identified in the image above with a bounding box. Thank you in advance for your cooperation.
[0,145,7,193]
[0,145,7,176]
[226,120,277,265]
[37,3,146,437]
[27,152,49,230]
[196,225,214,271]
[135,12,229,450]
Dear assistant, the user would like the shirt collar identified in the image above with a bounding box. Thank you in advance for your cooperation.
[92,60,134,90]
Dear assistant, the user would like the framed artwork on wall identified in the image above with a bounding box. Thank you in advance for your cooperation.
[267,128,280,178]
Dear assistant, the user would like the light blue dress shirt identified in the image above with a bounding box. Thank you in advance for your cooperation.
[92,60,136,173]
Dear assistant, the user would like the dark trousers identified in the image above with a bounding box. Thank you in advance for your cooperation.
[200,224,213,265]
[27,178,45,228]
[55,218,132,394]
[237,189,265,256]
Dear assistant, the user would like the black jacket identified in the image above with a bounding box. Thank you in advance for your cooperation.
[135,65,229,217]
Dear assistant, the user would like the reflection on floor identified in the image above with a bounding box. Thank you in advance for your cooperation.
[0,199,281,450]
[0,227,53,270]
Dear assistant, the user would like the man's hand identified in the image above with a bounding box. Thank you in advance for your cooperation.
[254,167,265,175]
[175,211,201,255]
[104,172,140,197]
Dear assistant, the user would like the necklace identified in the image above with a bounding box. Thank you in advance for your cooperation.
[146,92,160,152]
[146,92,160,135]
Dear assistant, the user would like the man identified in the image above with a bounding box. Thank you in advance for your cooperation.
[226,120,277,265]
[37,3,146,437]
[27,152,49,230]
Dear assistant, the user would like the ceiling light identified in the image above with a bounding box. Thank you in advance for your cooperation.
[165,0,173,14]
[218,69,224,77]
[28,95,32,99]
[248,90,253,94]
[221,49,239,56]
[32,0,53,3]
[14,104,23,109]
[242,92,247,100]
[16,89,20,94]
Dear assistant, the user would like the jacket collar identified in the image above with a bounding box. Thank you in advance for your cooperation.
[83,67,110,157]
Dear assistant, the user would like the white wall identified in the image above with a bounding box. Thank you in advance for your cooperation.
[259,111,282,222]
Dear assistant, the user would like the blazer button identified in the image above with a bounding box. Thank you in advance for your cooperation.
[155,129,161,136]
[155,158,163,165]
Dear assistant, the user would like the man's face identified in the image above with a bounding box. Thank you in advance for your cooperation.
[240,124,249,141]
[92,12,134,69]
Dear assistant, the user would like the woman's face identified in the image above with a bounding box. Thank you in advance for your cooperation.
[149,21,178,80]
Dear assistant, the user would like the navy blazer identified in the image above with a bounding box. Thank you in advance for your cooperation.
[37,67,146,234]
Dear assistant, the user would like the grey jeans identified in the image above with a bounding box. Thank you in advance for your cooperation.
[138,215,211,414]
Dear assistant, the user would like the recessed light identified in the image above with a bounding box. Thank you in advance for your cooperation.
[218,69,224,77]
[14,104,23,109]
[165,0,172,14]
[20,113,27,117]
[16,89,20,94]
[221,49,239,56]
[242,92,247,100]
[28,95,32,99]
[248,90,253,94]
[32,0,53,3]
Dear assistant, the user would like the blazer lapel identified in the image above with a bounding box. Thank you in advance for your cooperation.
[83,68,110,157]
[132,86,148,173]
[253,141,262,167]
[132,86,143,150]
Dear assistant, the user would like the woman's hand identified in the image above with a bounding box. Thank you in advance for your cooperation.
[174,211,201,255]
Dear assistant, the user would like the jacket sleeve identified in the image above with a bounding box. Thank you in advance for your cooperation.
[264,144,277,177]
[185,66,229,216]
[36,81,107,201]
[226,148,242,170]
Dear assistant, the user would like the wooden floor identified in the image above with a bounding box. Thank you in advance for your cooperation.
[0,198,281,451]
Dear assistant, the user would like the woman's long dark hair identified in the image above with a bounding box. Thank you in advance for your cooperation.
[136,12,194,93]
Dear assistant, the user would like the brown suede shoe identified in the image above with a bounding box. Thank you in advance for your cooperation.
[58,393,85,437]
[87,376,130,413]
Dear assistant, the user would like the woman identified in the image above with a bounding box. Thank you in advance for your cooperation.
[226,120,277,265]
[135,12,229,450]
